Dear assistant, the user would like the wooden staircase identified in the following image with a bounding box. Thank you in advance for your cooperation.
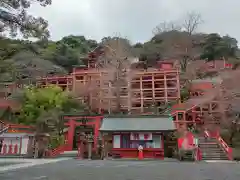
[197,130,232,160]
[0,121,8,135]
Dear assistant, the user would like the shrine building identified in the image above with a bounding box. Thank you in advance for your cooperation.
[61,115,175,159]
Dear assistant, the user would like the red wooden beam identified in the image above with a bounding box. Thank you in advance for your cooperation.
[63,116,103,120]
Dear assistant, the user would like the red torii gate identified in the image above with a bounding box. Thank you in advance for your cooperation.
[63,115,103,151]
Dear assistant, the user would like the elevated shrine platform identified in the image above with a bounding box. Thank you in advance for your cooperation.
[171,92,217,130]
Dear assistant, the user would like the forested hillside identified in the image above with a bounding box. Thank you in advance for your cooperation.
[0,0,239,82]
[0,31,239,83]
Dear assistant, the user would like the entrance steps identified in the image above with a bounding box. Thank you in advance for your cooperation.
[198,137,228,160]
[52,150,101,159]
[57,151,78,158]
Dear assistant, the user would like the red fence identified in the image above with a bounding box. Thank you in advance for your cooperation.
[177,131,202,161]
[204,130,232,160]
[0,143,20,155]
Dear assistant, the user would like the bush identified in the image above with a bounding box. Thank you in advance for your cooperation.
[49,135,65,149]
[232,148,240,161]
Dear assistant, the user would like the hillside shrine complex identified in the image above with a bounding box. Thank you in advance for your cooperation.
[0,45,234,160]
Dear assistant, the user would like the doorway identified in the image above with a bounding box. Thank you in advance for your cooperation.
[72,125,94,150]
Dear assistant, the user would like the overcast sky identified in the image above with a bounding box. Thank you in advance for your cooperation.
[29,0,240,44]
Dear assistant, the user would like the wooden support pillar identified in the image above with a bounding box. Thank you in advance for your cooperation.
[152,73,155,102]
[176,70,181,103]
[99,72,102,114]
[140,76,143,113]
[67,119,75,151]
[93,117,101,151]
[183,112,187,129]
[192,108,197,128]
[108,81,111,114]
[164,73,168,103]
[209,103,212,114]
[127,70,131,114]
[175,113,179,129]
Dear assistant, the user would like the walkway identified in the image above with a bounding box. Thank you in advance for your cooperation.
[0,159,239,180]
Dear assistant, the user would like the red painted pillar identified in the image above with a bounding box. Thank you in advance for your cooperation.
[19,137,22,155]
[14,144,18,154]
[8,144,12,154]
[67,119,75,151]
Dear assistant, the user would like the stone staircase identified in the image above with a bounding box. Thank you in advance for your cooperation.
[198,137,228,160]
[0,121,8,135]
[51,150,101,159]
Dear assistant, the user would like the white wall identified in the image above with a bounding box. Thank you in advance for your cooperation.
[1,137,30,154]
[20,137,29,154]
[152,135,161,148]
[113,135,120,148]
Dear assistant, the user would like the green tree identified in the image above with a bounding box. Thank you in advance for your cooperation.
[0,0,51,39]
[200,33,238,61]
[12,85,88,157]
[16,85,85,127]
[40,35,98,71]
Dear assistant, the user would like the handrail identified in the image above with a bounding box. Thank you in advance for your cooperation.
[48,144,68,157]
[178,131,201,161]
[217,136,233,160]
[0,125,9,134]
[204,130,232,160]
[0,121,9,134]
[204,130,210,138]
[195,147,202,161]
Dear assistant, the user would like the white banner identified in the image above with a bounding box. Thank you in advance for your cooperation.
[130,133,152,140]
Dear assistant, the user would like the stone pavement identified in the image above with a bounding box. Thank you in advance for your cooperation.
[0,158,71,172]
[0,159,240,180]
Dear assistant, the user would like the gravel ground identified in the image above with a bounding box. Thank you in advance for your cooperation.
[0,159,240,180]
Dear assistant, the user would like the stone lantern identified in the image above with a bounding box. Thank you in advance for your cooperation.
[85,132,94,159]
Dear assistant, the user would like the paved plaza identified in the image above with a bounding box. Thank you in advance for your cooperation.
[0,158,240,180]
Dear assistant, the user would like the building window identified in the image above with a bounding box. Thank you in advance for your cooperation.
[121,134,130,148]
[113,135,120,148]
[129,135,161,148]
[113,134,162,149]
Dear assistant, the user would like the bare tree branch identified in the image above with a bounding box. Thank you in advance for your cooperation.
[152,21,182,35]
[182,11,203,35]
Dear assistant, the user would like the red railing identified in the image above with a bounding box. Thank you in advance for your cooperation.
[177,131,202,161]
[0,121,9,134]
[0,144,20,155]
[47,144,68,157]
[217,136,233,160]
[195,147,202,161]
[204,130,232,160]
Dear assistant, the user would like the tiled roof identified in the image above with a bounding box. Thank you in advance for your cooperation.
[100,117,175,132]
[171,92,216,114]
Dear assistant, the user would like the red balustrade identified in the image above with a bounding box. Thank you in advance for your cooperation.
[0,143,20,155]
[217,136,233,160]
[178,131,202,161]
[47,144,68,157]
[195,147,202,161]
